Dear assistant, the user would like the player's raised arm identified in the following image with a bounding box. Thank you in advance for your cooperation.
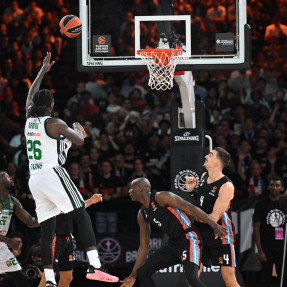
[45,118,86,146]
[26,52,55,116]
[156,191,227,238]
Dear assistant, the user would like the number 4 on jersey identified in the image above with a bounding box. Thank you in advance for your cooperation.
[200,196,204,206]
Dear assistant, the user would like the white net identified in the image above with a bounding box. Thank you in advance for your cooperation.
[137,49,182,91]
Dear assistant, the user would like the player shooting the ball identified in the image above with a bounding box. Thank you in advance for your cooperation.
[25,52,118,287]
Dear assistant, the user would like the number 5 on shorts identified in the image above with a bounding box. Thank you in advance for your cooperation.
[182,250,187,261]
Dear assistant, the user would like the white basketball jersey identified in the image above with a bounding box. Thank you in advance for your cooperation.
[25,116,72,174]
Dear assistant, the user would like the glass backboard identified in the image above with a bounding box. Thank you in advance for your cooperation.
[77,0,251,72]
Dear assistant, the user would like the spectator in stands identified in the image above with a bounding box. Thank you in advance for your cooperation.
[78,91,99,121]
[206,0,226,32]
[274,147,287,181]
[131,157,147,181]
[100,74,115,98]
[227,132,241,160]
[68,162,82,191]
[79,154,94,199]
[215,133,228,150]
[99,131,118,160]
[0,68,8,95]
[237,141,252,175]
[85,73,106,101]
[241,116,256,145]
[229,70,251,93]
[264,14,287,43]
[244,160,267,198]
[107,92,122,113]
[24,1,43,24]
[141,132,164,178]
[94,160,122,233]
[252,137,269,169]
[89,147,101,178]
[66,81,86,109]
[4,1,24,24]
[253,176,287,287]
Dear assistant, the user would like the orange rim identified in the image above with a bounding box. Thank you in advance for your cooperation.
[137,49,182,58]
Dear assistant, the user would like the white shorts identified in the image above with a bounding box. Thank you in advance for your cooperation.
[0,243,21,274]
[28,166,85,223]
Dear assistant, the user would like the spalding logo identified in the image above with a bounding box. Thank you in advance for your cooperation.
[174,134,199,142]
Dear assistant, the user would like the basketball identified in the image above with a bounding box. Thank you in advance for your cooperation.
[59,15,81,38]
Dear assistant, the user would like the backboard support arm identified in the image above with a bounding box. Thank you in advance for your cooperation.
[174,71,196,129]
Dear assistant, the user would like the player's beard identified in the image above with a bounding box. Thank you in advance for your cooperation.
[5,181,15,192]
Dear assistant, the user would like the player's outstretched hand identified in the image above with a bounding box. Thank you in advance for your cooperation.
[90,193,102,204]
[186,176,197,192]
[213,223,227,240]
[120,276,136,287]
[41,52,55,73]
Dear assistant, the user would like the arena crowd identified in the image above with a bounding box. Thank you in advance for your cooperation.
[0,0,287,286]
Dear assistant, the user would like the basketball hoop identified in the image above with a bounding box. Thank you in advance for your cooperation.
[137,48,182,91]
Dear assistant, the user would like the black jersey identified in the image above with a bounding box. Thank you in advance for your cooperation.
[141,192,200,240]
[195,173,235,246]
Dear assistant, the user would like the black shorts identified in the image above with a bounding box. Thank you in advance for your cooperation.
[52,234,74,271]
[201,244,236,267]
[145,231,203,269]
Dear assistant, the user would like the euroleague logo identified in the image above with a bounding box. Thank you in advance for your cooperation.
[97,237,121,264]
[98,36,106,44]
[174,169,199,191]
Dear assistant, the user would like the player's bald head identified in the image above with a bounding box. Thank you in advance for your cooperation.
[132,177,151,189]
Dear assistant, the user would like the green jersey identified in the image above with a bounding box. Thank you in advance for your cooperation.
[0,195,15,237]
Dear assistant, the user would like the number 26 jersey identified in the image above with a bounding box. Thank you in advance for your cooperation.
[25,116,71,174]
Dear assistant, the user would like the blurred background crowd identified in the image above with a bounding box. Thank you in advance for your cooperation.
[0,0,287,286]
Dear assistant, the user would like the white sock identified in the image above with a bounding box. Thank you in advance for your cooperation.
[87,249,101,268]
[44,268,56,284]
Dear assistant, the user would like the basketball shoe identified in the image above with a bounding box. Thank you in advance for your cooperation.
[46,281,57,287]
[86,265,119,282]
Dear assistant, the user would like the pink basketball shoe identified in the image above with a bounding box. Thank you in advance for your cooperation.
[86,265,119,283]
